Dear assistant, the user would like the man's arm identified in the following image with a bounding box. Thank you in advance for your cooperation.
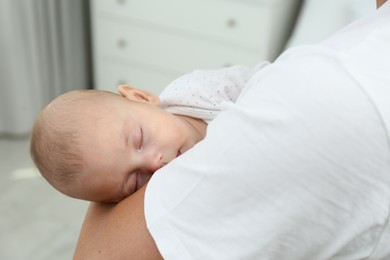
[73,185,162,260]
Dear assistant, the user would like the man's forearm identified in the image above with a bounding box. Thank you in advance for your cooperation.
[73,185,162,260]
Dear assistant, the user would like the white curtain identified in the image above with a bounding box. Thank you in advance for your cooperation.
[0,0,91,136]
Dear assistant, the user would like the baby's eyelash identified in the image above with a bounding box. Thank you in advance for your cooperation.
[138,127,143,150]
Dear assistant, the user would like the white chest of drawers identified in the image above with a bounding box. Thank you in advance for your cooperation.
[91,0,301,94]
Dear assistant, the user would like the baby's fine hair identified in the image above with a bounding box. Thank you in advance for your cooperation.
[30,89,117,193]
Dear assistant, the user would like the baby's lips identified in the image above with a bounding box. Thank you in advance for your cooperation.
[136,171,153,191]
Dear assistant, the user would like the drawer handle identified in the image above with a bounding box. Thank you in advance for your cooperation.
[117,0,127,5]
[117,39,127,49]
[226,18,237,29]
[117,79,127,86]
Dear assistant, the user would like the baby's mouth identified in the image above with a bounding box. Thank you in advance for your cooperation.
[177,149,182,158]
[136,172,152,192]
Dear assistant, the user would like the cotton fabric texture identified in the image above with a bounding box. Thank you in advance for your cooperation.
[159,62,269,123]
[145,3,390,259]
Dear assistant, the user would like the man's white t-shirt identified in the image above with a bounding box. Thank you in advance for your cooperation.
[145,3,390,259]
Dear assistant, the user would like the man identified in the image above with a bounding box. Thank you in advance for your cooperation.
[378,0,387,7]
[73,1,389,259]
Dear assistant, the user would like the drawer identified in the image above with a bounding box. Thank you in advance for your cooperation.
[93,19,264,73]
[92,0,273,49]
[94,59,179,95]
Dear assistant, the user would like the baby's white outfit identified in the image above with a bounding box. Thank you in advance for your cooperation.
[159,62,269,124]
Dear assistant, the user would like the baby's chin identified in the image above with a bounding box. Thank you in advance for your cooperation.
[178,139,198,158]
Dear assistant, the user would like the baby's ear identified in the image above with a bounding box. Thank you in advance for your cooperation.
[118,85,160,105]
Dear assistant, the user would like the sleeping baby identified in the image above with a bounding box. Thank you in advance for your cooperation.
[30,62,268,203]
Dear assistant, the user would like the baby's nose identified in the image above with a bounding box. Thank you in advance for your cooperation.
[145,151,164,173]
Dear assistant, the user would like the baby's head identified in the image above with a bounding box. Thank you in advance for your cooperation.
[31,86,205,202]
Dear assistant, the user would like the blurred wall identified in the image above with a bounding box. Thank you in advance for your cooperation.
[286,0,376,48]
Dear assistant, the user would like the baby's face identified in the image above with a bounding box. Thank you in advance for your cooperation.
[68,94,203,203]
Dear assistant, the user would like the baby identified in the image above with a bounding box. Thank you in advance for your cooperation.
[30,85,206,203]
[30,63,268,203]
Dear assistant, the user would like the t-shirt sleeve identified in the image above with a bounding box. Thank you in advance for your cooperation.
[145,54,390,259]
[158,62,269,123]
[145,4,390,259]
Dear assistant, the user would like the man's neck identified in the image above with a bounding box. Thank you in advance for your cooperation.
[377,0,387,8]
